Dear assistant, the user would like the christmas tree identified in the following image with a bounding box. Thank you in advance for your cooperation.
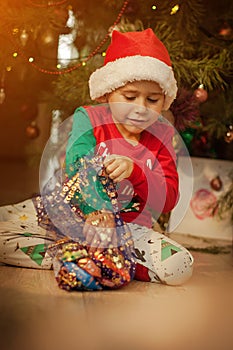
[0,0,233,156]
[0,0,232,222]
[50,0,233,162]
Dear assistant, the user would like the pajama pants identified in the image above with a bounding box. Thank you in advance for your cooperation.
[0,199,194,286]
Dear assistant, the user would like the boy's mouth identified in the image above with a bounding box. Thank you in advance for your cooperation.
[127,118,148,126]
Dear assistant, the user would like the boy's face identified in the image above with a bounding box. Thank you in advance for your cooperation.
[107,81,165,141]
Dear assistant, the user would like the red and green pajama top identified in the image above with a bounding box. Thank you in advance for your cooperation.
[65,105,179,228]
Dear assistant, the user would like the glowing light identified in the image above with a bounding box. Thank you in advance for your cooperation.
[0,88,6,104]
[28,57,34,62]
[170,4,179,15]
[152,5,157,10]
[6,66,12,72]
[102,52,106,57]
[12,28,19,35]
[6,0,129,76]
[56,64,62,69]
[12,52,18,58]
[20,29,29,46]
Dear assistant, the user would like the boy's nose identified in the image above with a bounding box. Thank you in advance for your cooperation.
[135,98,147,114]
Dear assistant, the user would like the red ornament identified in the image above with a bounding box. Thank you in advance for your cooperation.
[210,176,223,191]
[219,21,232,38]
[224,124,233,143]
[26,121,40,139]
[194,85,208,103]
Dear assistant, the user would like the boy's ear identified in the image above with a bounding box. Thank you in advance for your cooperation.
[95,94,108,103]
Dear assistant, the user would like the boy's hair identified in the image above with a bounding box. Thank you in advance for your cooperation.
[89,28,177,110]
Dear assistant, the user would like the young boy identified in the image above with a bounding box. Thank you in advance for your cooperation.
[0,29,193,287]
[64,28,194,285]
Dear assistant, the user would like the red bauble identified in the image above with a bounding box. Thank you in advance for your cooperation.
[224,125,233,143]
[194,85,208,103]
[219,21,233,38]
[225,131,233,143]
[210,176,223,191]
[26,122,40,139]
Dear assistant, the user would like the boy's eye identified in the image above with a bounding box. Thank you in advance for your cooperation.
[124,95,136,100]
[147,98,158,103]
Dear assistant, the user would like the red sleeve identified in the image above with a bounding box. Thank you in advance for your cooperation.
[127,127,179,213]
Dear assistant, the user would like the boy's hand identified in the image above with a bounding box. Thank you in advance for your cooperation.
[104,155,134,182]
[83,211,117,253]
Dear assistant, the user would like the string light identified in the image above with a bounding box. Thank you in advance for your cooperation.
[12,28,19,35]
[12,52,18,58]
[152,5,157,11]
[170,4,179,15]
[102,52,106,57]
[8,0,129,75]
[20,29,29,46]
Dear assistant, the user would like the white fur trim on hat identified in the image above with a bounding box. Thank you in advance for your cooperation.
[89,55,178,110]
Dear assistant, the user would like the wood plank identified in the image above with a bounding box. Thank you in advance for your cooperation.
[0,252,233,350]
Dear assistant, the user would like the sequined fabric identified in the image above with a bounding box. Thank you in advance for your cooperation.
[34,155,136,290]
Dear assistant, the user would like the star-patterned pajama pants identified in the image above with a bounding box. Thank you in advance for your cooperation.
[0,199,194,286]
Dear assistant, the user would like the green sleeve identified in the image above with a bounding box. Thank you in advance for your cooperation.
[66,107,96,177]
[65,106,112,214]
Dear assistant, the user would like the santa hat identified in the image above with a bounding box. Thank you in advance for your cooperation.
[89,28,178,110]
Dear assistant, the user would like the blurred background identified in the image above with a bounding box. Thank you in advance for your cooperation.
[0,0,232,208]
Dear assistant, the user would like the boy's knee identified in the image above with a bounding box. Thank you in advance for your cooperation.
[149,249,194,286]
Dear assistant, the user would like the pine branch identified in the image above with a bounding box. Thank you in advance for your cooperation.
[174,0,205,40]
[200,86,233,139]
[47,62,96,115]
[203,118,228,139]
[152,21,232,91]
[0,1,68,32]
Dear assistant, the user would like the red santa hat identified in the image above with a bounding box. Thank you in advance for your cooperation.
[89,28,178,110]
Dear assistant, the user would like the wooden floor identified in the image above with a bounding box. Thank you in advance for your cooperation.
[0,248,232,350]
[0,159,233,350]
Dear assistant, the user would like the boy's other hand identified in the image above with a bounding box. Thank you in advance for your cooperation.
[83,211,117,253]
[104,155,133,182]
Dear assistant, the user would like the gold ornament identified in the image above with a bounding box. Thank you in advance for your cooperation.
[0,88,5,104]
[26,121,40,139]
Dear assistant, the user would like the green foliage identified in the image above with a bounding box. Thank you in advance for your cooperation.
[48,63,95,116]
[172,50,231,90]
[49,6,233,116]
[1,0,233,150]
[153,0,205,41]
[201,87,233,139]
